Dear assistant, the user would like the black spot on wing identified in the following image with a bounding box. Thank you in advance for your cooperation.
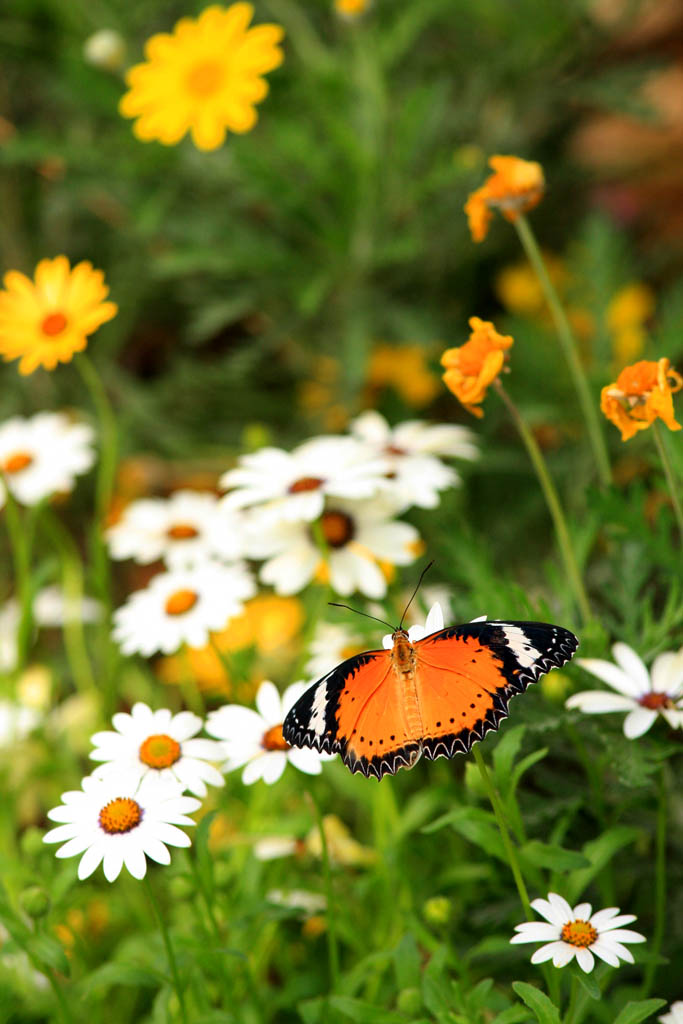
[421,701,509,763]
[282,650,384,754]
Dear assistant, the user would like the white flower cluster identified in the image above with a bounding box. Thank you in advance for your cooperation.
[221,411,476,600]
[44,685,335,880]
[0,412,96,509]
[109,413,476,656]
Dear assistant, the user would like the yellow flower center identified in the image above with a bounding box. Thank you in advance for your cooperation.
[639,692,673,711]
[261,724,291,752]
[319,510,354,548]
[167,523,199,540]
[98,797,142,834]
[186,60,225,98]
[560,919,597,948]
[41,312,68,337]
[289,476,324,493]
[3,451,33,474]
[139,733,181,768]
[164,588,199,616]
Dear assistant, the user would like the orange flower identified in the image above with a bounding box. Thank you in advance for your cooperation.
[465,156,545,243]
[601,358,683,441]
[441,317,514,417]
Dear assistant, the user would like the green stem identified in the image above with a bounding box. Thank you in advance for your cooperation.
[563,974,580,1024]
[144,874,188,1024]
[74,353,118,608]
[40,509,97,695]
[472,744,531,919]
[652,420,683,546]
[513,214,611,488]
[1,480,35,670]
[642,764,667,996]
[308,787,340,990]
[495,380,592,626]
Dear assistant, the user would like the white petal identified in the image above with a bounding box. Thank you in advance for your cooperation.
[592,912,635,931]
[259,751,288,784]
[601,928,646,944]
[54,834,96,858]
[552,944,576,968]
[573,903,592,921]
[530,897,568,927]
[530,941,569,965]
[565,692,636,714]
[590,939,621,967]
[77,844,104,880]
[241,756,269,786]
[510,923,561,943]
[124,845,147,880]
[547,893,574,923]
[576,658,644,699]
[603,940,634,963]
[255,682,283,726]
[103,848,124,882]
[588,907,621,929]
[141,837,171,865]
[287,747,325,776]
[612,643,650,692]
[623,707,657,739]
[575,947,595,973]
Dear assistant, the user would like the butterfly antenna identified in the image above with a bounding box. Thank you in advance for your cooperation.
[328,603,396,632]
[399,560,434,631]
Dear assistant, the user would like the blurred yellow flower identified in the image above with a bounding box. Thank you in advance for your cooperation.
[366,344,440,407]
[335,0,371,18]
[607,283,656,370]
[465,155,545,242]
[601,358,682,441]
[441,317,513,417]
[120,4,284,151]
[306,814,377,868]
[0,256,117,375]
[495,256,565,317]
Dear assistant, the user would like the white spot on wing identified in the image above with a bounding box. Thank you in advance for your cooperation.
[309,680,328,737]
[501,625,541,668]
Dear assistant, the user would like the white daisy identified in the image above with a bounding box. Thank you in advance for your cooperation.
[510,892,646,973]
[106,490,245,569]
[206,680,335,785]
[660,1002,683,1024]
[0,599,19,673]
[0,413,95,508]
[305,621,365,680]
[350,410,477,510]
[43,772,200,882]
[112,563,255,657]
[382,601,444,649]
[220,435,389,524]
[266,889,326,915]
[89,702,224,798]
[566,642,683,739]
[247,496,420,599]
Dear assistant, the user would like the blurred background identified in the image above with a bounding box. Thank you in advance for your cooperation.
[0,0,682,586]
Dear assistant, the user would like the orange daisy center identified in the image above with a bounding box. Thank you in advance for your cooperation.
[3,451,33,474]
[186,60,224,97]
[139,733,181,768]
[98,796,142,834]
[167,523,199,540]
[164,588,199,616]
[319,510,354,548]
[639,692,673,711]
[289,476,324,493]
[41,312,68,337]
[261,724,291,752]
[560,920,597,948]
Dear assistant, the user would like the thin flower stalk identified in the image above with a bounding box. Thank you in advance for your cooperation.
[494,380,592,625]
[144,875,189,1024]
[643,765,668,997]
[513,214,611,488]
[1,482,36,670]
[308,787,340,989]
[652,420,683,545]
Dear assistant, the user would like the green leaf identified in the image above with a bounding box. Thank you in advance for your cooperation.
[511,982,561,1024]
[194,809,218,895]
[79,962,166,998]
[566,827,641,903]
[422,807,505,861]
[520,841,590,872]
[572,967,600,1001]
[299,997,325,1024]
[422,946,452,1018]
[492,1007,533,1024]
[509,748,549,798]
[328,996,409,1023]
[26,932,70,977]
[612,1000,668,1024]
[394,933,421,990]
[493,725,526,793]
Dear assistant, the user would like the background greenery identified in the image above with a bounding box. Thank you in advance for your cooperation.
[0,0,681,1021]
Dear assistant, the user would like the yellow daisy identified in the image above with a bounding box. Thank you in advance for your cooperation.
[119,3,285,152]
[0,256,117,375]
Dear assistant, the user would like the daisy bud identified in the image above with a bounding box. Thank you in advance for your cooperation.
[423,896,452,926]
[20,886,51,919]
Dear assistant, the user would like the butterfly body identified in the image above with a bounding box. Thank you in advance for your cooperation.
[284,619,578,779]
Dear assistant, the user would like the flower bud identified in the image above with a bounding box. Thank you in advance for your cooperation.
[83,29,126,72]
[20,886,50,919]
[423,895,452,926]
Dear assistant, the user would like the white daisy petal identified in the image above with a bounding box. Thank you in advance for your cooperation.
[547,893,574,923]
[287,746,325,776]
[575,947,594,973]
[612,643,650,693]
[255,682,283,726]
[510,923,560,943]
[623,707,657,739]
[604,940,635,963]
[530,941,569,965]
[593,912,636,931]
[530,897,568,927]
[572,903,592,921]
[590,939,621,967]
[0,413,95,509]
[77,844,105,880]
[602,928,646,944]
[259,751,288,785]
[565,692,636,714]
[576,658,644,699]
[103,849,124,883]
[242,757,269,786]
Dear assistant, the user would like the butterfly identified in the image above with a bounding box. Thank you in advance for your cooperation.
[283,615,578,779]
